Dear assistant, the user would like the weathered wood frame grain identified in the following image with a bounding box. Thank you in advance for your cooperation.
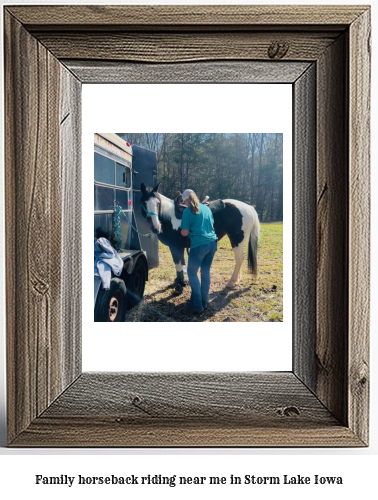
[4,5,370,447]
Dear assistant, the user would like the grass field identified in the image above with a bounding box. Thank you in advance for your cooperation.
[125,222,283,322]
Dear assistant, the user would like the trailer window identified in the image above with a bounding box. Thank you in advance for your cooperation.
[116,189,129,209]
[94,153,114,185]
[115,162,131,188]
[94,184,114,211]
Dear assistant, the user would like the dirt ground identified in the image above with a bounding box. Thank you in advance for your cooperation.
[125,223,283,322]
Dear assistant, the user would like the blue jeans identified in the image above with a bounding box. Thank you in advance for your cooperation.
[187,240,217,311]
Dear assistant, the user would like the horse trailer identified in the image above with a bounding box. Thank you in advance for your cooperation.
[94,133,159,321]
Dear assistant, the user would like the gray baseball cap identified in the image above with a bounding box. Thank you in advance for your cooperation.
[182,189,194,201]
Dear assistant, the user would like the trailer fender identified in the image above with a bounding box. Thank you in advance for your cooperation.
[123,253,148,309]
[124,251,149,280]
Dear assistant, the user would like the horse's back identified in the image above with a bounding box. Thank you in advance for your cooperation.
[222,199,257,218]
[213,199,258,247]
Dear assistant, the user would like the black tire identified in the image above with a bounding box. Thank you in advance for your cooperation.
[125,258,147,309]
[94,278,127,322]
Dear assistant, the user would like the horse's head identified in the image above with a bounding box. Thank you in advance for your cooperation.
[140,182,162,234]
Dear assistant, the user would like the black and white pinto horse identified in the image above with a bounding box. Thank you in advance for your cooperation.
[140,183,260,291]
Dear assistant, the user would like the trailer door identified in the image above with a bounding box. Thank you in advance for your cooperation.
[132,145,159,269]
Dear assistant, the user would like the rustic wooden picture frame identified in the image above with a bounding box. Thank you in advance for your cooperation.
[4,5,370,447]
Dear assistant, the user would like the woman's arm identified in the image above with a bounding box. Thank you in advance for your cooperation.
[180,207,190,237]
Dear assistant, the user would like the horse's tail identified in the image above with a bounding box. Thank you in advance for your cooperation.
[248,210,260,275]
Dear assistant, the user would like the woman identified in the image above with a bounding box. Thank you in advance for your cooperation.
[180,189,218,313]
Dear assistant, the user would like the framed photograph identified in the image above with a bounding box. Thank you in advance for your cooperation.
[4,5,370,447]
[86,88,292,372]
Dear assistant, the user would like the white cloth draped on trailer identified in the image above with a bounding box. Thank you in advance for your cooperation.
[94,237,123,289]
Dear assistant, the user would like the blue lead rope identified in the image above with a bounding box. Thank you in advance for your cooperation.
[111,203,153,251]
[111,204,125,250]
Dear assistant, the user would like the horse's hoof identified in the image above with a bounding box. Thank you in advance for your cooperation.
[226,281,235,289]
[173,284,183,295]
[174,278,187,287]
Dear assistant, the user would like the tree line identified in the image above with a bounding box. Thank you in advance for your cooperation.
[117,133,283,222]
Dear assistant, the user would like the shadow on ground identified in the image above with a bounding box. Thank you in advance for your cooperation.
[125,283,252,322]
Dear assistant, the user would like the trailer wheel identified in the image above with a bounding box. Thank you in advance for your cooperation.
[126,258,147,309]
[94,278,127,322]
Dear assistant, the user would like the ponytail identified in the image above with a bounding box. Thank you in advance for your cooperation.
[188,191,200,214]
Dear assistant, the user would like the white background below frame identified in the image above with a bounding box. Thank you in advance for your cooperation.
[82,83,292,372]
